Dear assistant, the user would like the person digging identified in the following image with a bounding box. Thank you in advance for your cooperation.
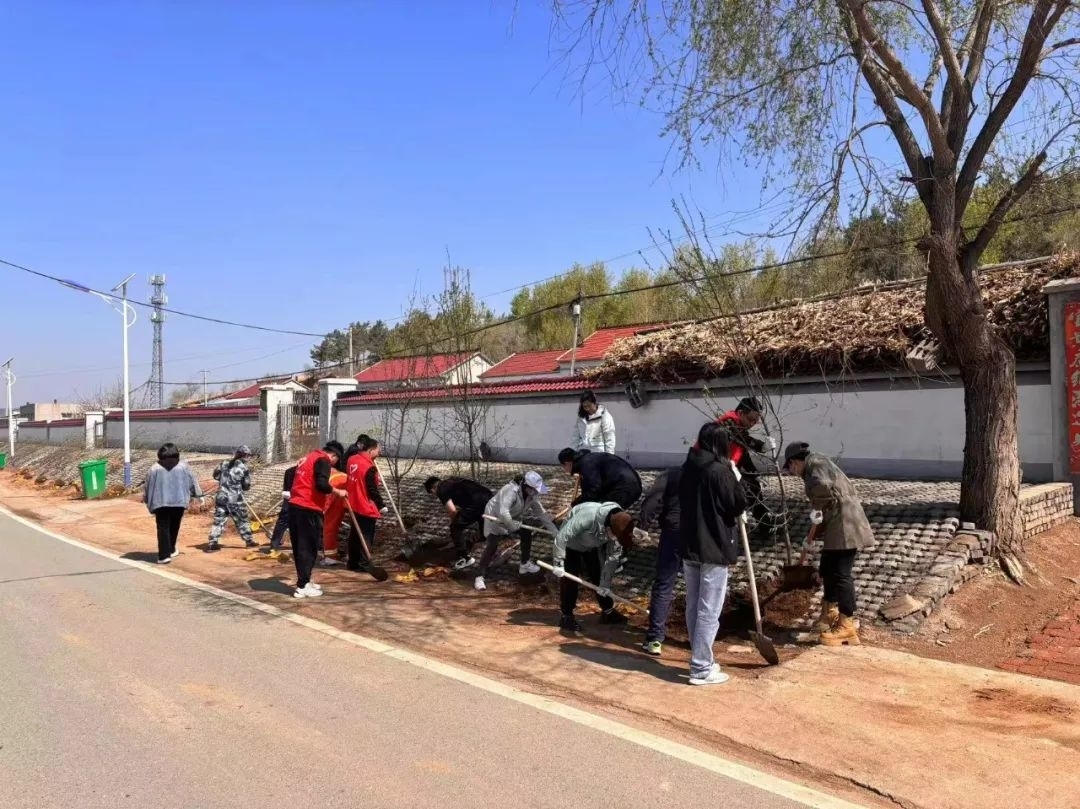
[550,502,637,635]
[715,397,777,539]
[782,441,876,646]
[424,474,493,572]
[207,445,257,552]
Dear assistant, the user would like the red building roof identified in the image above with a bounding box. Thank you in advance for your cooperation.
[354,352,475,385]
[220,377,301,400]
[339,376,597,405]
[557,322,672,363]
[480,349,565,380]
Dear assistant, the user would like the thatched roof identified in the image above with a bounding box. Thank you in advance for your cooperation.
[588,253,1077,384]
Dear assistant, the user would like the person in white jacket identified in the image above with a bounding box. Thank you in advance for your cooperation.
[573,391,616,454]
[474,471,557,591]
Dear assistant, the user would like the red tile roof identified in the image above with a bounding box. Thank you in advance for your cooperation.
[354,352,475,385]
[221,377,301,400]
[557,322,672,363]
[480,350,565,380]
[339,376,597,405]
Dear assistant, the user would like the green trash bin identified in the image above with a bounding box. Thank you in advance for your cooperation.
[79,458,109,499]
[0,453,7,469]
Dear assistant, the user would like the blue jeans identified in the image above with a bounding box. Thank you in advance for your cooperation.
[645,528,681,643]
[683,561,730,679]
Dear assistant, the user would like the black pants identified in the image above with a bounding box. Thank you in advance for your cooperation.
[289,506,323,589]
[270,501,290,550]
[603,483,642,510]
[820,549,858,617]
[154,507,185,561]
[741,471,769,523]
[476,530,531,576]
[560,547,614,616]
[347,516,378,570]
[450,509,484,556]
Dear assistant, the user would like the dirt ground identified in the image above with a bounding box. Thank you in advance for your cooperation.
[866,519,1080,673]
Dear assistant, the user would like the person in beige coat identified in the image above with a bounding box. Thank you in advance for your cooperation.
[783,441,875,646]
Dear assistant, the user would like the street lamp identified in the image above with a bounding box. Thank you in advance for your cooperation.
[2,357,14,460]
[60,274,137,487]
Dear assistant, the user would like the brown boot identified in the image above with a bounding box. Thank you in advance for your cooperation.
[821,615,860,647]
[814,601,839,633]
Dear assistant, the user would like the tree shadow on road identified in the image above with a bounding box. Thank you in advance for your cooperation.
[558,642,687,684]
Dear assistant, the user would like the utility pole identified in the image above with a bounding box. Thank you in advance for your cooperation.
[148,275,167,408]
[117,275,135,488]
[348,325,355,376]
[201,370,208,406]
[2,358,15,460]
[568,299,583,376]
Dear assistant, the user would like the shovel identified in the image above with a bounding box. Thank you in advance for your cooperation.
[481,515,546,567]
[739,517,780,666]
[239,494,291,560]
[375,459,423,558]
[343,501,389,582]
[533,560,646,614]
[780,524,818,590]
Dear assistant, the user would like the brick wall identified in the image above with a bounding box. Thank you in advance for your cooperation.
[1019,483,1074,540]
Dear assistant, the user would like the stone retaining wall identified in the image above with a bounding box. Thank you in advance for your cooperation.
[1020,483,1075,540]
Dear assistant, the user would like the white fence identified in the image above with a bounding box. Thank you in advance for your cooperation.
[103,407,261,454]
[333,367,1054,482]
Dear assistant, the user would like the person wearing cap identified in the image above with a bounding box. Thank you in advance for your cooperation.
[782,441,875,646]
[424,474,494,571]
[679,422,748,686]
[288,441,347,599]
[550,502,637,634]
[475,471,556,591]
[207,445,256,552]
[557,447,642,510]
[715,396,777,535]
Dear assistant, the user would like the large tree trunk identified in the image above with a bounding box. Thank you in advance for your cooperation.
[925,224,1023,550]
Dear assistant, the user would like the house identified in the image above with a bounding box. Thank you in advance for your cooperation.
[203,377,309,408]
[354,351,491,390]
[479,349,564,383]
[556,322,674,375]
[17,401,80,421]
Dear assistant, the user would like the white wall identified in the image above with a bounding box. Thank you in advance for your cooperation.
[18,422,85,446]
[104,414,261,455]
[445,355,492,386]
[334,368,1054,482]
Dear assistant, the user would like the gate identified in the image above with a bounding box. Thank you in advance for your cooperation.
[277,391,320,461]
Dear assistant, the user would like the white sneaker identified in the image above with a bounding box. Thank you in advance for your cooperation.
[689,668,730,686]
[169,550,180,559]
[518,560,541,575]
[319,556,341,567]
[473,576,487,591]
[302,583,323,597]
[293,587,308,599]
[157,557,171,565]
[453,556,477,571]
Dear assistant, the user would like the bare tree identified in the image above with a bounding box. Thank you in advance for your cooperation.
[555,1,1080,548]
[73,378,126,413]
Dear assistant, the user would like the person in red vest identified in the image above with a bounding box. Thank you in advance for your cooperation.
[288,441,346,599]
[320,467,349,566]
[344,434,388,572]
[715,397,777,535]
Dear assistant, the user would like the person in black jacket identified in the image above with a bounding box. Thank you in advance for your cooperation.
[678,422,748,686]
[557,448,642,510]
[638,466,682,656]
[267,464,296,554]
[424,475,493,571]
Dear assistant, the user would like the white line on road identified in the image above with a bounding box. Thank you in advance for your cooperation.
[2,505,868,809]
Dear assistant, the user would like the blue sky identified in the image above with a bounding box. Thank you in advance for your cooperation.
[0,0,775,404]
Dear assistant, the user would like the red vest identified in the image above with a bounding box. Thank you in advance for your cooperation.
[346,452,381,519]
[715,411,745,465]
[290,450,333,512]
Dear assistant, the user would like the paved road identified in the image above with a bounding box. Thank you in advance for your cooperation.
[0,510,835,809]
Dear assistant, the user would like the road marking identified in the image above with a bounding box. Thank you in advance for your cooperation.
[1,505,867,809]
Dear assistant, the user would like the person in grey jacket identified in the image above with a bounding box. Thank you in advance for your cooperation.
[783,441,876,647]
[550,501,637,634]
[573,391,616,454]
[143,443,204,564]
[475,471,557,591]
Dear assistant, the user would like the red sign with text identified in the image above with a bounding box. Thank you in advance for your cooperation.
[1067,302,1080,473]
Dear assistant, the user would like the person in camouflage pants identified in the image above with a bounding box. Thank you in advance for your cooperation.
[207,445,256,552]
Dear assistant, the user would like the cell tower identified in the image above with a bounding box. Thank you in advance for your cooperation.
[149,275,167,408]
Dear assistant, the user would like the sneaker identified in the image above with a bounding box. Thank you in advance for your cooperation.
[600,608,628,625]
[518,560,541,575]
[306,582,323,592]
[169,550,180,559]
[689,668,730,686]
[319,556,341,567]
[641,640,663,656]
[559,615,584,634]
[205,542,221,553]
[453,556,477,571]
[293,587,308,599]
[157,557,171,565]
[302,583,323,598]
[473,576,487,591]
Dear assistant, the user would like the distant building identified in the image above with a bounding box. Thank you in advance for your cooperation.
[354,351,491,391]
[18,401,79,421]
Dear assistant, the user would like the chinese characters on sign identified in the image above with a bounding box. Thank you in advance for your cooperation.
[1066,302,1080,474]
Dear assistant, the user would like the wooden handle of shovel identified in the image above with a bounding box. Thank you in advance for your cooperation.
[534,560,646,614]
[374,459,408,535]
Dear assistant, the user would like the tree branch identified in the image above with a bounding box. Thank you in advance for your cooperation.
[921,0,966,131]
[957,0,1068,212]
[840,0,954,162]
[962,151,1048,272]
